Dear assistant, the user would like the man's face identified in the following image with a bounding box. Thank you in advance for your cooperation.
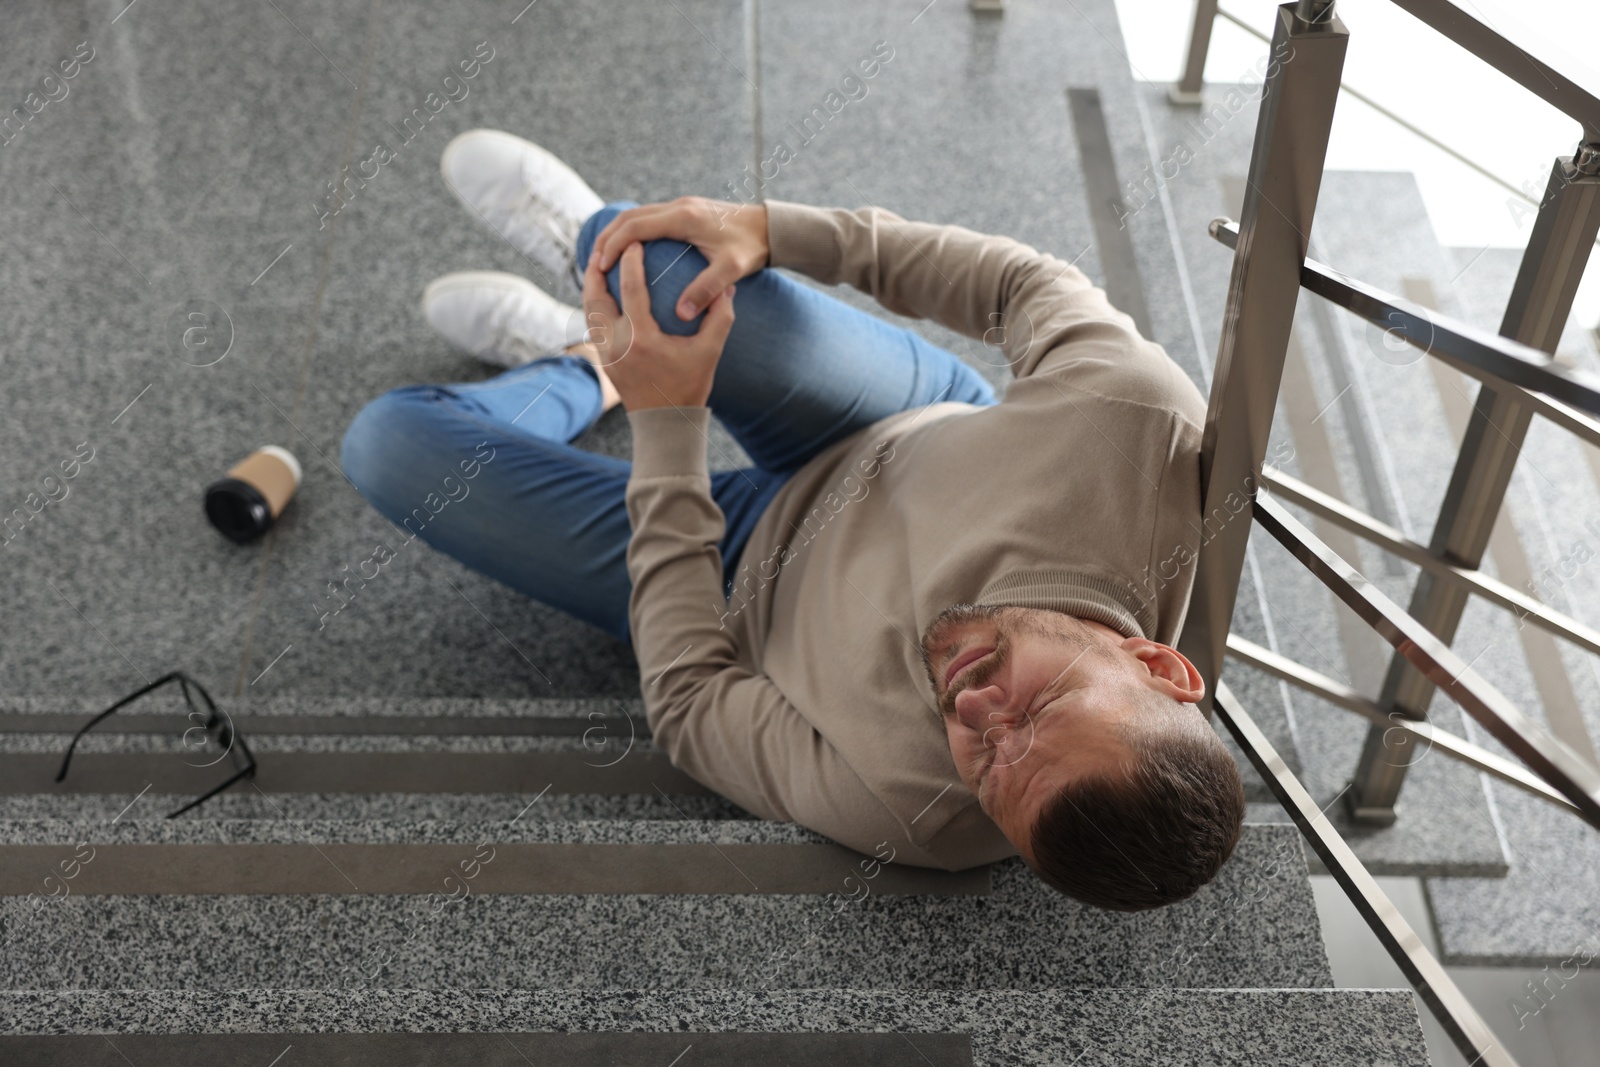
[918,604,1200,860]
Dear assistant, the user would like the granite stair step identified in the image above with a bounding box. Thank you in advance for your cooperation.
[0,696,764,820]
[0,988,1430,1066]
[0,821,1327,991]
[0,696,650,741]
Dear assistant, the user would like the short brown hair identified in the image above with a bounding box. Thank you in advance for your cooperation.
[1028,711,1245,912]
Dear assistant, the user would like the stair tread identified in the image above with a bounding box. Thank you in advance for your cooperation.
[0,988,1430,1066]
[0,828,1329,991]
[0,816,828,845]
[0,696,644,717]
[0,793,758,822]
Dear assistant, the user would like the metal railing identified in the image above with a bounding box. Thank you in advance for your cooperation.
[1169,1,1600,1063]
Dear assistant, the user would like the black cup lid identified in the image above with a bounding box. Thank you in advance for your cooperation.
[204,477,272,543]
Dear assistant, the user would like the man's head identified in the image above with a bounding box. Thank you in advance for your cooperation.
[919,603,1245,911]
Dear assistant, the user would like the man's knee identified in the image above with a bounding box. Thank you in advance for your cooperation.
[341,386,442,506]
[575,201,707,339]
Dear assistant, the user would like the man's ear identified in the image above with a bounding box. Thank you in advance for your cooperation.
[1120,637,1205,703]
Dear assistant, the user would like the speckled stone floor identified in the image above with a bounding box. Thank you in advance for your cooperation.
[0,989,1432,1066]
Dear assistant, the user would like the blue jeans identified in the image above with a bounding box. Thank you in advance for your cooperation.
[341,201,998,646]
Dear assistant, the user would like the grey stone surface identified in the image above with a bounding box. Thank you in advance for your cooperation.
[1107,78,1210,386]
[0,816,825,847]
[0,694,645,720]
[0,826,1330,991]
[1427,784,1600,966]
[0,732,650,754]
[0,0,366,699]
[0,988,1430,1066]
[0,791,756,823]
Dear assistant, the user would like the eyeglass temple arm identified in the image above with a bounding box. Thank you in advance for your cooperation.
[54,670,190,783]
[168,689,256,818]
[166,762,256,819]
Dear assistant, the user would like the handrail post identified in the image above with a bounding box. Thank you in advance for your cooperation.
[1171,0,1220,104]
[1347,143,1600,824]
[1213,682,1519,1067]
[1177,1,1348,715]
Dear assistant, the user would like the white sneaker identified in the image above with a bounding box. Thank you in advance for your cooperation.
[440,129,604,287]
[422,271,588,369]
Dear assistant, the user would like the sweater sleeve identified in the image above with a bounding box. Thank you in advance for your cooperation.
[624,405,922,857]
[763,199,1172,388]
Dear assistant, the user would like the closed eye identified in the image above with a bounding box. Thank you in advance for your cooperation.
[1026,646,1094,718]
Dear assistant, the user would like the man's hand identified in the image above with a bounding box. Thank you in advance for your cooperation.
[582,242,736,412]
[593,196,768,321]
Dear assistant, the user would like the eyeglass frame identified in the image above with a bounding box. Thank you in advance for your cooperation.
[54,671,257,818]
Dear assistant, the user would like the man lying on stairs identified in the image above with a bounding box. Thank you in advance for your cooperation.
[341,130,1246,912]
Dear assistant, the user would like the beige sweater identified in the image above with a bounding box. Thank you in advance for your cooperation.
[624,200,1208,871]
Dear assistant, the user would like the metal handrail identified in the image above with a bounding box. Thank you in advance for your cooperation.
[1259,465,1600,659]
[1225,634,1582,813]
[1251,494,1600,827]
[1207,216,1600,414]
[1174,1,1348,717]
[1212,680,1514,1067]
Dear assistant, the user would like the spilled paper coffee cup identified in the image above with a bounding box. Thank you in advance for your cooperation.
[205,445,301,543]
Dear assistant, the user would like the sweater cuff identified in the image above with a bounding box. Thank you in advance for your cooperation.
[765,199,845,280]
[627,405,712,480]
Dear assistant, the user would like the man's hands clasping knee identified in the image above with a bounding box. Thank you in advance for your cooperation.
[592,196,769,322]
[581,242,735,412]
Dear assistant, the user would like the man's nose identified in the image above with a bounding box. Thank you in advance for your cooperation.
[953,683,1017,734]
